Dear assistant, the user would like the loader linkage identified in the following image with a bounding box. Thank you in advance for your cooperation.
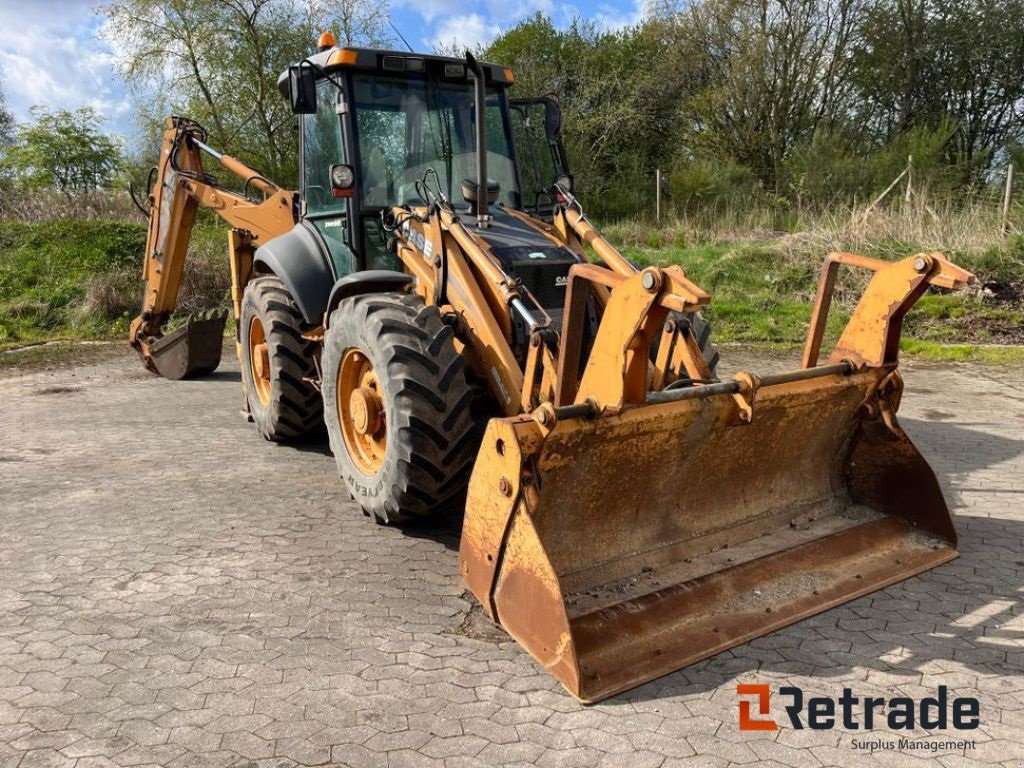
[460,251,972,702]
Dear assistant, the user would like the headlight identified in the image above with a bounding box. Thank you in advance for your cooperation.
[555,174,573,193]
[330,163,355,190]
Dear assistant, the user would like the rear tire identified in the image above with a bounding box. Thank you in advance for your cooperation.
[322,291,478,524]
[239,276,323,442]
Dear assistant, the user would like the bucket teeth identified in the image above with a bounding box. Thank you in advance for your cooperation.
[189,308,226,323]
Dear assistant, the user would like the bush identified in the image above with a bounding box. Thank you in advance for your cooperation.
[668,159,758,212]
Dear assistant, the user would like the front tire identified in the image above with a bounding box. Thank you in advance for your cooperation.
[239,276,322,442]
[322,291,478,524]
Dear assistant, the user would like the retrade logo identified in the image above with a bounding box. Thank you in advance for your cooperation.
[736,684,980,732]
[737,684,779,731]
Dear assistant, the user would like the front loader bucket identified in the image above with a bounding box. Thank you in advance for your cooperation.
[145,310,227,380]
[460,365,957,703]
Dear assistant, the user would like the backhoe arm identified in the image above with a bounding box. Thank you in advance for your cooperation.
[129,117,296,378]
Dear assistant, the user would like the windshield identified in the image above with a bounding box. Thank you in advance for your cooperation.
[351,73,519,210]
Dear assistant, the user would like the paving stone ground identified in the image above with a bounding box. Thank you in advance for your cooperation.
[0,347,1022,768]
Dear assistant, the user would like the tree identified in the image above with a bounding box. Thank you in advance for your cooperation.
[679,0,864,193]
[101,0,391,185]
[849,0,1024,180]
[5,108,122,196]
[0,74,13,146]
[486,14,691,217]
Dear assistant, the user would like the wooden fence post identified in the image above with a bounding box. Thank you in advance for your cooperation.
[1002,163,1014,234]
[905,155,913,203]
[655,168,661,224]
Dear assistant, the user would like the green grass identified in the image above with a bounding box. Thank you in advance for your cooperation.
[899,339,1024,364]
[0,218,229,350]
[0,217,1020,366]
[625,241,845,344]
[0,220,147,346]
[621,237,1023,361]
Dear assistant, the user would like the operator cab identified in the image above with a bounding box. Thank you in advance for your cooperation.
[278,45,571,281]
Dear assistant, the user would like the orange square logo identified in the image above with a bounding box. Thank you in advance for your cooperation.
[737,683,779,731]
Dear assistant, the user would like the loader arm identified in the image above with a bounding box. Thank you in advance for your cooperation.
[129,117,297,378]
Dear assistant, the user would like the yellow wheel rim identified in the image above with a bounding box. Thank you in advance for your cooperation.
[338,348,386,474]
[248,316,272,406]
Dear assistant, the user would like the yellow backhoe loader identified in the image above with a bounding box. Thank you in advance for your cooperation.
[131,37,973,702]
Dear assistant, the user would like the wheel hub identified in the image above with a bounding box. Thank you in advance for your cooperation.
[248,316,272,405]
[253,342,269,379]
[349,386,382,436]
[338,349,387,474]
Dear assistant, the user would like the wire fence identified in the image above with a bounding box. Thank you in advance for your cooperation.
[595,159,1024,242]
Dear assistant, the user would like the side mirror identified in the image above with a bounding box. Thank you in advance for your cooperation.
[543,99,562,138]
[288,64,317,114]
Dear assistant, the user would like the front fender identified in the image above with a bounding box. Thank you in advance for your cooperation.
[324,270,415,326]
[254,222,333,324]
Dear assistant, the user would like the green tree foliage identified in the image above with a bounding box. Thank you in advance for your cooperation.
[487,1,1024,216]
[90,0,1023,216]
[4,108,122,196]
[101,0,391,185]
[849,0,1024,180]
[488,14,692,217]
[678,0,863,193]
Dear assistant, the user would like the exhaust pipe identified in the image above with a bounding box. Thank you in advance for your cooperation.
[466,52,490,229]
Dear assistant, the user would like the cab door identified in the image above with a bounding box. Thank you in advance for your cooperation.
[509,97,570,219]
[301,80,357,277]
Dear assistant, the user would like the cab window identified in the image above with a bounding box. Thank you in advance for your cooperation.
[302,80,355,276]
[302,82,347,216]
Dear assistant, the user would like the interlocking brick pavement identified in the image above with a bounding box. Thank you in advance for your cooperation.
[0,348,1021,767]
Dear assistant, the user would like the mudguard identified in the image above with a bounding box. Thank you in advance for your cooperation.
[254,222,334,324]
[324,270,414,325]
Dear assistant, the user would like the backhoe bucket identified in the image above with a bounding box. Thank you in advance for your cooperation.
[146,310,227,380]
[460,252,971,703]
[461,368,956,702]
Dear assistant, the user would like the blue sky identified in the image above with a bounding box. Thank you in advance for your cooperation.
[0,0,647,147]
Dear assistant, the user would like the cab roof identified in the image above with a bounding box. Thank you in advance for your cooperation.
[276,47,513,99]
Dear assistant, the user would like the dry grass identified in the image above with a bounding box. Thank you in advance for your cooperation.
[76,229,230,323]
[602,197,1019,254]
[0,189,144,223]
[779,199,1013,258]
[177,244,232,315]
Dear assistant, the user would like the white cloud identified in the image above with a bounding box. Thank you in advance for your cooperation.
[428,13,502,53]
[394,0,557,52]
[592,0,648,30]
[396,0,553,25]
[0,0,130,137]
